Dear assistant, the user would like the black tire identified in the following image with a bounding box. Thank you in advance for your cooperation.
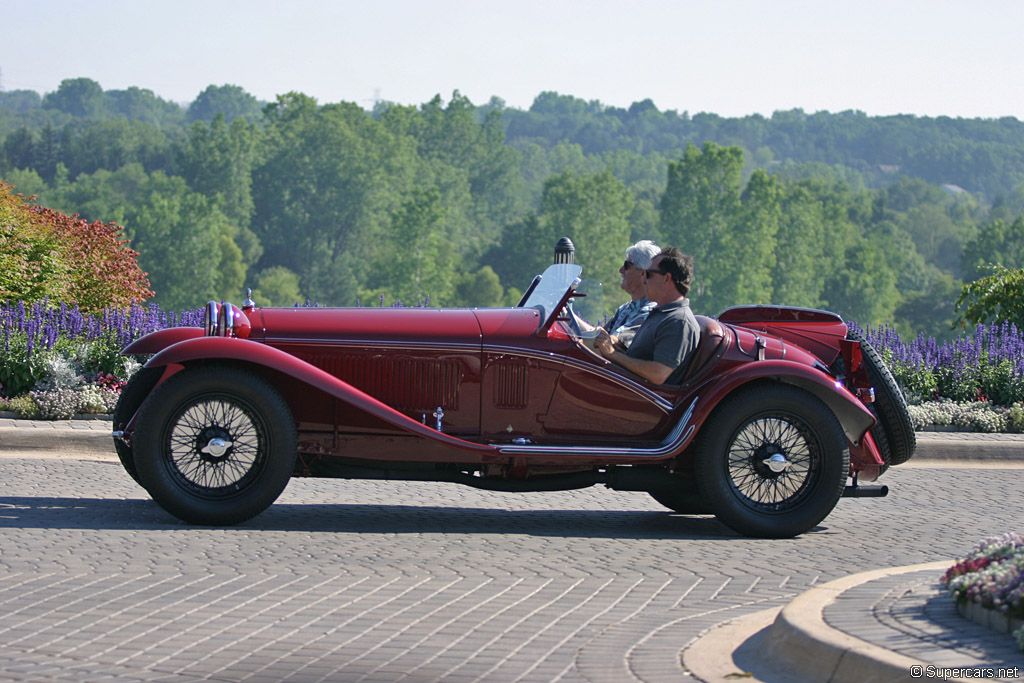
[695,384,849,538]
[846,330,916,466]
[648,489,711,515]
[112,366,163,485]
[133,366,297,525]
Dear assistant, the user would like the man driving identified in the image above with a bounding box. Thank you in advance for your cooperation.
[594,247,699,385]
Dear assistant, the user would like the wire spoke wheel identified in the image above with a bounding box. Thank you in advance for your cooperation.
[166,396,266,495]
[695,384,848,538]
[726,416,819,510]
[134,366,297,525]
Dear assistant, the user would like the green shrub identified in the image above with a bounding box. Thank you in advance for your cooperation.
[1007,403,1024,433]
[0,335,55,397]
[6,394,39,419]
[888,359,937,403]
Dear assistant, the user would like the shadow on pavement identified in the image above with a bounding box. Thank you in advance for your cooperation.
[0,496,840,540]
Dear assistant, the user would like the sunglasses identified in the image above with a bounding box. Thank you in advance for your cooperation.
[644,268,669,278]
[622,261,634,270]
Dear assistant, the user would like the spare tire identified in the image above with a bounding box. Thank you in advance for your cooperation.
[842,330,916,467]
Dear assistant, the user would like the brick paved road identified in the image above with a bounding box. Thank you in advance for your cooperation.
[0,446,1021,682]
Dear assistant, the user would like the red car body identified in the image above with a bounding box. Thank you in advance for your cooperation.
[114,263,914,538]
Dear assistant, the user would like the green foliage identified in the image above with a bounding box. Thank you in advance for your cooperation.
[178,115,260,229]
[6,394,39,419]
[10,80,1024,334]
[374,187,456,305]
[955,265,1024,328]
[251,266,304,307]
[42,78,107,118]
[961,216,1024,282]
[0,183,68,302]
[453,266,505,308]
[1007,403,1024,433]
[0,335,51,397]
[886,359,937,404]
[187,85,262,123]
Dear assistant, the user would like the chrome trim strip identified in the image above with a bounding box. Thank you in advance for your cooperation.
[498,396,699,458]
[263,338,484,352]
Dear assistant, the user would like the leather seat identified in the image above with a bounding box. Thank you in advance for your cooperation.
[680,315,728,383]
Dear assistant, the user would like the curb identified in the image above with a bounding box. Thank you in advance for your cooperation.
[683,562,957,683]
[2,422,1024,463]
[763,561,953,683]
[0,423,115,456]
[914,433,1024,462]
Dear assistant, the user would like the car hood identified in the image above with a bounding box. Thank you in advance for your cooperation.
[253,306,544,347]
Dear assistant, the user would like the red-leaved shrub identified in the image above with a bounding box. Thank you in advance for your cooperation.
[0,181,152,310]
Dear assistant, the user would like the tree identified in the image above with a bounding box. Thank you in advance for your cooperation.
[453,266,504,307]
[123,172,243,310]
[716,169,780,307]
[494,169,633,310]
[42,78,108,118]
[42,165,244,310]
[0,181,151,309]
[659,142,744,311]
[955,265,1024,328]
[106,86,185,127]
[0,90,42,113]
[2,126,35,170]
[187,84,262,123]
[252,95,414,305]
[178,114,262,263]
[961,216,1024,282]
[771,184,828,307]
[250,266,304,307]
[59,119,174,179]
[822,236,900,326]
[370,187,456,305]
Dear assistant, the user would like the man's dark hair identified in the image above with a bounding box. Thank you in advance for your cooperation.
[657,247,695,296]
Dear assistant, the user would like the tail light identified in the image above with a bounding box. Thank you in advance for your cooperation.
[839,338,873,403]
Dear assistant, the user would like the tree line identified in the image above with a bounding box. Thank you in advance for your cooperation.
[3,78,1024,340]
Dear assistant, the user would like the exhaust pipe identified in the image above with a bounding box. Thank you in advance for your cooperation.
[843,484,888,498]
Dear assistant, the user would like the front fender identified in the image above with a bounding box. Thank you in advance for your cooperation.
[146,337,500,457]
[692,360,876,446]
[123,327,204,355]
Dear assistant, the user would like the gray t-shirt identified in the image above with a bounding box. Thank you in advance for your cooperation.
[625,298,700,384]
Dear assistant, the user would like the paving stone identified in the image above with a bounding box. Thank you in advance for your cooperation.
[0,433,1022,680]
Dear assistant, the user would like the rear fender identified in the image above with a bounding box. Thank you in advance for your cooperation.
[692,360,876,446]
[144,337,500,457]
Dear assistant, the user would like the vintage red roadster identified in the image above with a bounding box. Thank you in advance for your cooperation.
[112,256,915,538]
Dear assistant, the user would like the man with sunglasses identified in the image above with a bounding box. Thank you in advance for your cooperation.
[594,247,699,385]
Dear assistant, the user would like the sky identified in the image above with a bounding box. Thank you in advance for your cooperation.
[1,0,1023,119]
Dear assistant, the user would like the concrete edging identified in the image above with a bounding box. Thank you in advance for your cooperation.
[762,561,954,683]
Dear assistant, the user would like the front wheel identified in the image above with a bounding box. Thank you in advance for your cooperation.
[134,366,297,525]
[695,384,849,538]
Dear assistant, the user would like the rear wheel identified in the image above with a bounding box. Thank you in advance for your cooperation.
[134,366,297,525]
[695,384,849,538]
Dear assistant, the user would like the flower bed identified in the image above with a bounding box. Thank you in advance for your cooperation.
[941,534,1024,652]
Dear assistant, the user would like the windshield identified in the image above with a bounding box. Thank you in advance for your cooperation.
[520,263,582,317]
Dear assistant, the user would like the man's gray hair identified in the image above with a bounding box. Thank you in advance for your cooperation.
[625,240,661,270]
